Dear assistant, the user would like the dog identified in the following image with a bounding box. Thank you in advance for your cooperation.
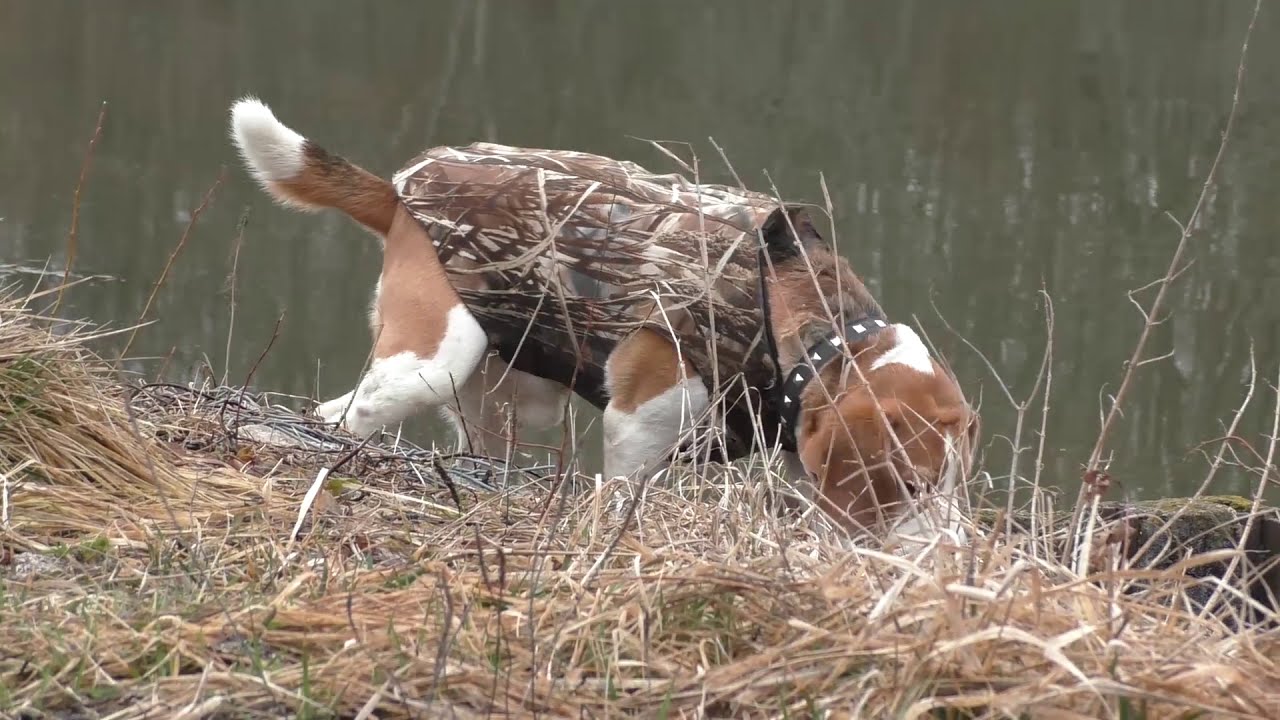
[228,97,980,542]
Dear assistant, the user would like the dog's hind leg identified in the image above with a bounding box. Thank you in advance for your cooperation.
[438,350,570,457]
[317,206,489,438]
[229,98,491,438]
[318,302,488,437]
[602,329,709,480]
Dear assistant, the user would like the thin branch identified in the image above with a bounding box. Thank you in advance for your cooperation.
[1066,0,1261,562]
[54,102,108,315]
[117,168,226,364]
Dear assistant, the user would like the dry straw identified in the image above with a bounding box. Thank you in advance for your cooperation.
[1,275,1278,719]
[3,3,1277,716]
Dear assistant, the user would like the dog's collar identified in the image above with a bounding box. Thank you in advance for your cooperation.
[755,244,888,453]
[774,315,889,448]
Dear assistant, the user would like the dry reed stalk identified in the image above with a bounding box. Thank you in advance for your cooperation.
[53,101,108,316]
[1,286,1278,720]
[5,19,1279,707]
[1068,0,1264,565]
[116,169,226,364]
[221,208,251,387]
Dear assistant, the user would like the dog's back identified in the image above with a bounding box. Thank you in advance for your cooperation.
[395,142,783,413]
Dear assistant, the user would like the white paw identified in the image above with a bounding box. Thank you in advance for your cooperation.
[315,397,350,425]
[315,395,378,437]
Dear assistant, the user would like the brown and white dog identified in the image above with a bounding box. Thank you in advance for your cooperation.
[228,97,980,544]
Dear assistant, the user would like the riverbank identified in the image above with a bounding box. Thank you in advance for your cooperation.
[2,288,1278,719]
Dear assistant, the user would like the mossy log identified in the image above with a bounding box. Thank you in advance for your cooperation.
[977,495,1280,622]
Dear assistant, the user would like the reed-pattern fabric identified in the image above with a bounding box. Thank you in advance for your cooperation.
[394,142,793,457]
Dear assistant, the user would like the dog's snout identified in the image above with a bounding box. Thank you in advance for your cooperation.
[910,464,938,482]
[886,460,931,498]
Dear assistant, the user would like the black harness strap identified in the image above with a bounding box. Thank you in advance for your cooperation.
[756,244,788,401]
[755,244,888,452]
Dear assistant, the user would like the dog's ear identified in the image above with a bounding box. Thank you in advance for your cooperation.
[760,205,824,262]
[965,410,983,459]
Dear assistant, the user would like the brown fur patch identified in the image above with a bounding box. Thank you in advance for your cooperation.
[274,143,399,236]
[799,340,975,531]
[766,246,977,533]
[370,205,470,361]
[606,329,698,413]
[764,242,884,367]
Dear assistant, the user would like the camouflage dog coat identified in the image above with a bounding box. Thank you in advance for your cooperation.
[393,143,798,459]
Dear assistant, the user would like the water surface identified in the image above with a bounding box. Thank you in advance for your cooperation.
[4,1,1279,503]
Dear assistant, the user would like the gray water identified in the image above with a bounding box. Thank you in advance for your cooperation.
[4,1,1279,503]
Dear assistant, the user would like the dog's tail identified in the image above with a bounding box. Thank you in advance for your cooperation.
[229,97,398,236]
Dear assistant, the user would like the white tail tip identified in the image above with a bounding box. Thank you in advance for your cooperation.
[229,96,307,184]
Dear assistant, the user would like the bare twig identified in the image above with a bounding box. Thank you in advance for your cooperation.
[1066,0,1262,562]
[1197,364,1279,622]
[117,168,226,363]
[222,208,251,385]
[53,102,108,315]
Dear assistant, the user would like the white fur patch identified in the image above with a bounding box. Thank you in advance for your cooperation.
[885,433,969,551]
[938,435,962,497]
[317,304,489,436]
[229,97,307,184]
[869,324,935,375]
[602,378,709,480]
[367,277,383,330]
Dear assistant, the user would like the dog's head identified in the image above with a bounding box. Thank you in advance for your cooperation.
[796,341,980,537]
[758,205,979,538]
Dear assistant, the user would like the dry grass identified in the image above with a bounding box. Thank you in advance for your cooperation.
[2,283,1279,720]
[4,3,1274,717]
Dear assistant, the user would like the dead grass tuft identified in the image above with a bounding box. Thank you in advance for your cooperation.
[1,285,1278,719]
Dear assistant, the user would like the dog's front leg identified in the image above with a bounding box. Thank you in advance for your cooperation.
[316,390,356,425]
[602,329,709,481]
